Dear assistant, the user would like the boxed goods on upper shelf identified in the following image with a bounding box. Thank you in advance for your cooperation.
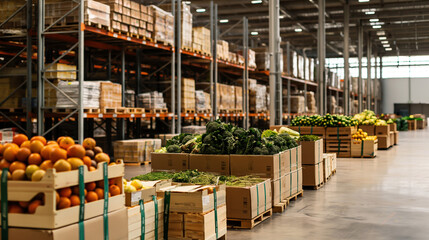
[253,47,283,72]
[113,139,161,164]
[138,91,167,110]
[56,81,100,108]
[160,2,192,50]
[195,90,211,113]
[150,5,174,45]
[193,27,211,55]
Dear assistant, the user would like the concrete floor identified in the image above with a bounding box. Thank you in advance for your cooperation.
[124,129,429,240]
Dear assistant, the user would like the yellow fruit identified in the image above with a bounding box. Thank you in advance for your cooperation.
[53,159,72,172]
[67,158,84,170]
[31,169,46,181]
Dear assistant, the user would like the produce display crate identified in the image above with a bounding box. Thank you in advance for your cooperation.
[127,198,164,240]
[326,126,357,140]
[378,135,390,149]
[151,153,189,172]
[189,154,230,176]
[388,123,397,132]
[323,155,332,182]
[359,125,375,136]
[326,139,351,158]
[323,153,337,175]
[287,126,326,139]
[302,162,324,187]
[408,120,417,130]
[351,139,378,158]
[0,162,125,229]
[375,125,390,135]
[394,132,399,145]
[300,139,323,165]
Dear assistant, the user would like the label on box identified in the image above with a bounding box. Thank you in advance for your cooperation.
[131,191,141,203]
[202,195,210,206]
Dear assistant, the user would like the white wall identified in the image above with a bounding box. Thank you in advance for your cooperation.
[381,78,429,113]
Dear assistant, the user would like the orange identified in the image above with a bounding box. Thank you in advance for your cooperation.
[8,203,24,213]
[56,192,60,205]
[86,191,98,202]
[9,161,26,173]
[40,160,54,170]
[94,153,110,164]
[72,186,87,196]
[67,144,85,159]
[28,199,42,214]
[3,146,19,162]
[41,145,57,160]
[29,140,44,154]
[82,156,92,169]
[59,187,72,198]
[0,143,2,155]
[28,153,42,165]
[46,141,58,146]
[57,197,71,210]
[16,147,31,162]
[59,137,74,150]
[89,166,96,171]
[18,201,29,208]
[109,185,121,196]
[0,159,10,169]
[70,195,81,206]
[85,182,96,191]
[108,178,116,186]
[82,138,96,150]
[20,140,31,149]
[57,136,65,144]
[0,143,18,155]
[49,148,67,163]
[13,134,28,147]
[30,136,47,145]
[94,188,104,199]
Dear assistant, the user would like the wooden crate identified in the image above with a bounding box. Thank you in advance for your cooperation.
[114,139,161,164]
[351,139,378,158]
[127,198,165,240]
[375,125,390,135]
[359,125,375,136]
[326,139,351,158]
[1,161,125,229]
[377,135,390,149]
[287,126,326,139]
[408,120,417,130]
[44,63,76,80]
[326,126,357,140]
[184,205,227,240]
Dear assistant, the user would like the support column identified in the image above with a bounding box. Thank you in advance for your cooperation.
[77,0,84,143]
[118,48,125,140]
[37,0,45,135]
[176,0,182,133]
[286,42,291,125]
[171,0,176,133]
[358,20,363,112]
[343,1,350,115]
[367,33,371,110]
[210,2,218,120]
[317,0,326,115]
[269,0,281,126]
[242,17,249,129]
[374,51,378,113]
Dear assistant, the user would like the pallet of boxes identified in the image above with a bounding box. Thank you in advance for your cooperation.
[300,135,325,189]
[375,124,391,150]
[388,121,399,146]
[114,139,161,165]
[0,135,127,239]
[325,125,357,158]
[351,129,378,158]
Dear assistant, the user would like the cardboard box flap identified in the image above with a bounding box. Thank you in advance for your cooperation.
[171,185,202,193]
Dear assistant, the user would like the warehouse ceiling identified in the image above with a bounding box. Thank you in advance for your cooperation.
[190,0,429,58]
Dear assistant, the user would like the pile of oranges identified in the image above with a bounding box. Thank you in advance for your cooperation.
[0,134,112,182]
[56,178,122,210]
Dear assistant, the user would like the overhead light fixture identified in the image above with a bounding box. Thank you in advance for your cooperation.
[376,31,386,36]
[359,0,370,2]
[383,44,390,47]
[379,36,387,40]
[369,18,379,22]
[365,11,375,15]
[385,48,392,51]
[251,31,258,35]
[219,19,229,23]
[372,25,381,29]
[381,40,388,44]
[183,1,191,4]
[251,0,263,3]
[196,8,206,13]
[295,28,303,32]
[279,15,285,19]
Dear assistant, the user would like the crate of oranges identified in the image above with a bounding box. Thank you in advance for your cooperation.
[351,130,378,158]
[0,134,125,229]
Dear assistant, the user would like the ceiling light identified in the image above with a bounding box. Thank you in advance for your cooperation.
[295,28,303,32]
[279,15,285,19]
[365,11,375,15]
[376,31,385,36]
[196,8,206,13]
[383,44,390,47]
[251,0,263,3]
[381,40,388,44]
[385,48,392,51]
[379,36,387,40]
[372,25,381,29]
[219,19,229,23]
[359,0,370,2]
[183,1,191,4]
[369,18,379,22]
[251,31,258,35]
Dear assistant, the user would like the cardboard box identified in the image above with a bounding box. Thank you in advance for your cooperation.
[289,146,302,171]
[351,139,378,158]
[166,185,226,214]
[189,154,230,175]
[389,132,394,147]
[184,205,227,240]
[226,179,272,219]
[323,156,331,182]
[127,198,164,240]
[2,208,128,240]
[323,153,336,174]
[114,139,161,163]
[378,135,390,149]
[230,153,284,179]
[302,163,323,187]
[125,187,156,207]
[359,125,375,136]
[394,131,399,145]
[155,133,179,146]
[375,125,390,135]
[151,153,189,172]
[300,139,323,165]
[290,168,303,196]
[272,173,290,206]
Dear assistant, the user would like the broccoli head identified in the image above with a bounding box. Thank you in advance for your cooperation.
[166,144,181,153]
[253,146,270,155]
[206,121,221,133]
[181,135,194,144]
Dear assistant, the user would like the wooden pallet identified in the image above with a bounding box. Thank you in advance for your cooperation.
[227,209,272,229]
[183,108,196,114]
[326,126,357,140]
[48,108,100,113]
[182,46,192,52]
[287,190,304,202]
[331,169,337,176]
[127,108,145,114]
[86,21,110,31]
[304,181,324,190]
[102,107,127,114]
[0,108,25,113]
[153,38,173,46]
[272,199,289,213]
[196,109,211,114]
[83,108,100,113]
[326,140,351,158]
[146,108,168,113]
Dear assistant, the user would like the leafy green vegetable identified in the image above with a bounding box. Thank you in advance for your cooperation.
[166,145,181,153]
[261,129,278,138]
[131,172,174,181]
[298,135,320,141]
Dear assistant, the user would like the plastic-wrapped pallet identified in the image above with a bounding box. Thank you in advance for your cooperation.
[182,125,207,134]
[308,58,315,81]
[150,5,174,46]
[193,27,211,55]
[292,51,298,77]
[125,89,135,108]
[45,63,76,80]
[254,47,283,72]
[113,139,161,164]
[160,2,191,49]
[306,91,317,113]
[235,86,243,112]
[195,90,211,112]
[181,78,195,111]
[56,81,100,108]
[249,84,267,113]
[285,96,305,113]
[138,91,166,109]
[99,81,122,109]
[217,40,229,60]
[217,84,235,111]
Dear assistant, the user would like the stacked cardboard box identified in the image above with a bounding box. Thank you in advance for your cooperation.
[150,5,174,45]
[192,27,211,55]
[217,83,235,111]
[45,63,76,80]
[45,0,110,28]
[323,153,337,177]
[160,3,192,50]
[217,40,229,60]
[301,139,324,188]
[237,49,257,68]
[195,90,211,113]
[249,83,267,113]
[306,91,317,113]
[127,198,164,240]
[181,78,196,112]
[138,91,167,110]
[113,139,162,164]
[253,47,283,72]
[285,96,305,113]
[100,81,122,109]
[125,89,135,107]
[56,81,100,108]
[376,125,391,149]
[234,86,243,112]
